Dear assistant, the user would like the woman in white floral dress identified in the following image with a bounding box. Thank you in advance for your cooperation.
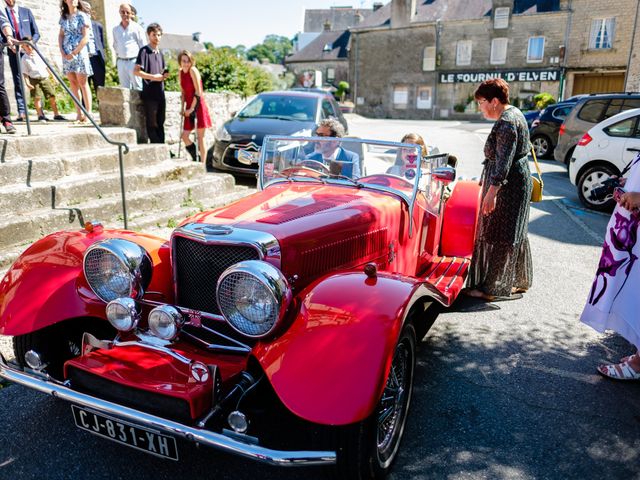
[58,0,93,122]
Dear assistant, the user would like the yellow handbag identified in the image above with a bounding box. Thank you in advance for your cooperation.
[530,145,543,202]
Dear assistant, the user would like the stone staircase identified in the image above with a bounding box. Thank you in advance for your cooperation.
[0,123,253,273]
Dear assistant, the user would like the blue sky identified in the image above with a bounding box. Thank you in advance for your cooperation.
[132,0,382,48]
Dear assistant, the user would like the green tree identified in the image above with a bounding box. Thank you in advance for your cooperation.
[247,35,292,64]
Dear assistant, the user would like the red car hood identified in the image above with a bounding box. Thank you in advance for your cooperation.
[182,183,405,287]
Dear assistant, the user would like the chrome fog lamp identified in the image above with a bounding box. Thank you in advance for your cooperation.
[216,260,291,338]
[228,410,249,434]
[148,305,184,340]
[105,298,140,332]
[25,350,45,370]
[83,239,153,303]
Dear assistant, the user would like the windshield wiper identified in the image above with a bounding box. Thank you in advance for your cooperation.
[318,174,363,187]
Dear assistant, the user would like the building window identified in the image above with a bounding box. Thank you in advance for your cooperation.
[456,40,472,66]
[326,68,335,82]
[494,7,510,29]
[527,36,545,63]
[589,18,615,49]
[490,38,508,64]
[422,46,436,71]
[416,86,432,109]
[393,86,409,109]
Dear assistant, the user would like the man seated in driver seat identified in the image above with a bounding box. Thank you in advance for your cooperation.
[305,118,360,178]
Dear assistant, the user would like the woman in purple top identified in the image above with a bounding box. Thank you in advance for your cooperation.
[58,0,93,122]
[581,153,640,380]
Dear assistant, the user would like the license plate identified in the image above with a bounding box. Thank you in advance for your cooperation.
[71,405,179,460]
[236,149,259,165]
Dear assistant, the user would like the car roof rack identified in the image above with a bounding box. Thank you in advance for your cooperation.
[586,92,640,96]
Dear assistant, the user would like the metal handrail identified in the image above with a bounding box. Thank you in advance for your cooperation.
[6,39,131,228]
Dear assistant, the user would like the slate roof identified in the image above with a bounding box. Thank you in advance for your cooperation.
[160,33,206,54]
[304,7,375,32]
[353,0,560,29]
[286,30,351,63]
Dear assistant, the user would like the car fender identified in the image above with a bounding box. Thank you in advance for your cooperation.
[0,229,171,336]
[253,271,444,425]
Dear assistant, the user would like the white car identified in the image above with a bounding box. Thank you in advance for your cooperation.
[569,108,640,211]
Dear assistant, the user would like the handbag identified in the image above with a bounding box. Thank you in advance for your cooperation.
[530,145,544,202]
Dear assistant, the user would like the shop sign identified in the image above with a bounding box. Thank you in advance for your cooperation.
[439,69,560,84]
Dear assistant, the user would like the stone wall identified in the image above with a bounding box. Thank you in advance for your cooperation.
[98,87,245,157]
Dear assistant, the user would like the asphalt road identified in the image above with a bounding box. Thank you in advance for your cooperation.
[1,116,638,480]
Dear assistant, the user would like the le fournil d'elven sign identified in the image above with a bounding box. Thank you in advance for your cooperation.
[439,69,560,84]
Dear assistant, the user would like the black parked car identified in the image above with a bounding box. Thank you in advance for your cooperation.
[529,101,577,158]
[211,91,348,175]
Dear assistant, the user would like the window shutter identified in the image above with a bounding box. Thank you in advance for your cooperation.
[422,46,436,71]
[456,40,472,66]
[490,38,508,64]
[494,7,510,29]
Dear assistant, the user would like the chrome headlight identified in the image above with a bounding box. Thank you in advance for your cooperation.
[215,125,231,142]
[148,305,184,340]
[216,260,291,338]
[83,239,153,303]
[105,298,140,332]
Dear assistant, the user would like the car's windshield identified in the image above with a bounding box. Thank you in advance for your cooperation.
[237,95,318,121]
[260,136,450,214]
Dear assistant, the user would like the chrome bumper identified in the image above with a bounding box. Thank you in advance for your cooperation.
[0,355,336,467]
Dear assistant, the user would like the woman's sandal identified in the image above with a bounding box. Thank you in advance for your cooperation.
[511,287,528,294]
[620,353,638,364]
[597,361,640,381]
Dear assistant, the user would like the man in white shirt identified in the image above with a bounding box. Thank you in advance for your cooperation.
[112,3,145,90]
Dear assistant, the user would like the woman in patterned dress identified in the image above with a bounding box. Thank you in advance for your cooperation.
[581,153,640,380]
[58,0,93,122]
[178,50,212,163]
[465,78,533,301]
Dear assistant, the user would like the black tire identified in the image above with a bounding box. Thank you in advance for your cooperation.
[332,324,416,479]
[577,164,618,212]
[13,319,113,380]
[531,134,552,158]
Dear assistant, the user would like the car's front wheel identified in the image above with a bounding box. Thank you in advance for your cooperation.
[531,134,552,158]
[577,164,618,212]
[333,324,416,479]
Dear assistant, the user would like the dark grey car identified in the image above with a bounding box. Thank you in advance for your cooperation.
[553,93,640,165]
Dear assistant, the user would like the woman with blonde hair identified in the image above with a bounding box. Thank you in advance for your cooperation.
[178,50,212,162]
[58,0,93,123]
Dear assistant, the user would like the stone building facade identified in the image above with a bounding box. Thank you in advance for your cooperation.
[350,0,570,119]
[563,0,640,95]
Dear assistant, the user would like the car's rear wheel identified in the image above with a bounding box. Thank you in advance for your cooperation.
[333,324,416,479]
[531,134,552,158]
[577,164,617,212]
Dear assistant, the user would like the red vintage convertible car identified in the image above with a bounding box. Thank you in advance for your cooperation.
[0,136,480,479]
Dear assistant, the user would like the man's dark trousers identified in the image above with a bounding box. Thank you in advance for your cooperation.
[7,49,25,116]
[0,48,13,121]
[144,98,165,144]
[89,54,106,94]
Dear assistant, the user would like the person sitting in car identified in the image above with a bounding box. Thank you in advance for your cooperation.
[305,118,360,178]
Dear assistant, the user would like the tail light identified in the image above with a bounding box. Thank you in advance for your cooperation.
[559,124,566,136]
[578,133,592,146]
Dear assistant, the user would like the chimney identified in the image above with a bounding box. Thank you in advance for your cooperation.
[192,32,201,42]
[323,20,332,31]
[391,0,417,29]
[373,2,383,11]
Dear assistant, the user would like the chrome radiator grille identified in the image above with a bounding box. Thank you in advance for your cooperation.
[173,237,260,314]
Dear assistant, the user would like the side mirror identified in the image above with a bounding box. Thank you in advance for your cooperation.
[230,111,237,117]
[432,166,456,184]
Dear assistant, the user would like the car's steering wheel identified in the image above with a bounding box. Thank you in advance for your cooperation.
[281,164,329,178]
[297,159,331,173]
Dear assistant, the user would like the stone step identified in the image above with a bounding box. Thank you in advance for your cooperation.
[0,158,208,214]
[0,173,247,255]
[0,184,255,273]
[0,127,137,162]
[0,144,170,187]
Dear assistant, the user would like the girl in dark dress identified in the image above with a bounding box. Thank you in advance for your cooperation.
[465,78,533,300]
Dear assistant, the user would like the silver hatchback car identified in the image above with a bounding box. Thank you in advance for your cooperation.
[554,93,640,165]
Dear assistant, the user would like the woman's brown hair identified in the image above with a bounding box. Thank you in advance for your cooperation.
[177,50,195,66]
[401,132,428,158]
[60,0,88,19]
[474,78,510,104]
